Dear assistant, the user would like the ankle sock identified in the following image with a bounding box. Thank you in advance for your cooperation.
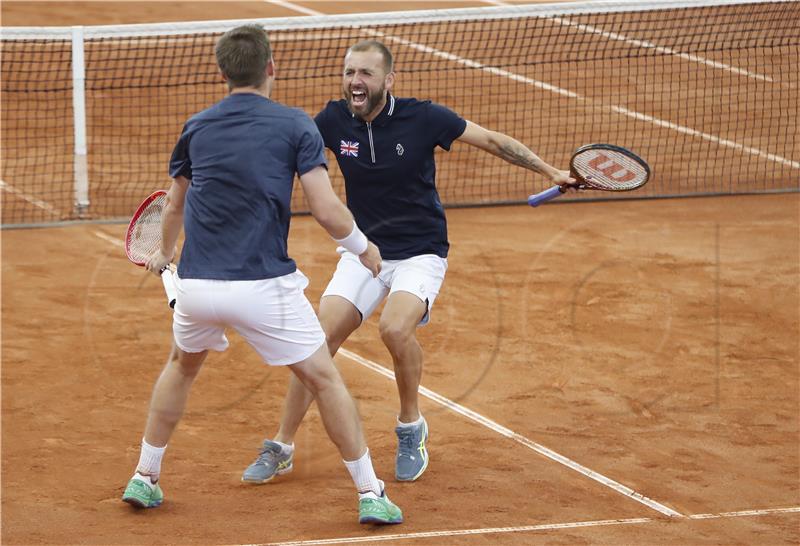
[343,448,382,496]
[136,438,166,482]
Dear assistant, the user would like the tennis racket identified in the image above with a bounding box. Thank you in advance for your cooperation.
[125,190,177,309]
[528,144,651,207]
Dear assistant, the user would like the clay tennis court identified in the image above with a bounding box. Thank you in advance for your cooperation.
[2,1,798,545]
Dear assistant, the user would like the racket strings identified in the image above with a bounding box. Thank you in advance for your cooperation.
[126,194,166,264]
[572,150,648,191]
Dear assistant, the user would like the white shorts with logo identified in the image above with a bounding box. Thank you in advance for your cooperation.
[322,251,448,326]
[172,270,326,366]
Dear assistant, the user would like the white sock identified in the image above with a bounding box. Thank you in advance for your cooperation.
[272,440,294,454]
[397,414,424,427]
[136,438,166,481]
[343,449,382,496]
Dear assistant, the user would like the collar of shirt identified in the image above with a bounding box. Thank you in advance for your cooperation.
[349,94,396,127]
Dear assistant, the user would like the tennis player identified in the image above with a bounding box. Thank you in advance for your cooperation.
[242,40,575,484]
[121,26,402,525]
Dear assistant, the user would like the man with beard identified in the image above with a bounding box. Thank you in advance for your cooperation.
[242,40,574,484]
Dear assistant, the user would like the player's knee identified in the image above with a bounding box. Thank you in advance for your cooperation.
[379,320,413,349]
[324,331,346,355]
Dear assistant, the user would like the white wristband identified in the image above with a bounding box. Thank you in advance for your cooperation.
[334,221,368,255]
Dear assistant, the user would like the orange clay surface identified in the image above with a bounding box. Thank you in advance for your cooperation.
[2,2,799,545]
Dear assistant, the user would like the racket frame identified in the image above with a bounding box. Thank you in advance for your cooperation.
[528,143,651,207]
[125,189,177,309]
[569,143,651,192]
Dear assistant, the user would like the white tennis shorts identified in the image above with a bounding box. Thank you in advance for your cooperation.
[172,270,326,366]
[322,251,448,326]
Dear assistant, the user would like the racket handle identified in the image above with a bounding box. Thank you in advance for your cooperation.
[528,185,565,207]
[160,267,177,309]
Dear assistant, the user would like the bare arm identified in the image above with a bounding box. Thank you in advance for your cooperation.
[299,166,381,276]
[300,166,356,238]
[457,120,573,186]
[146,176,189,274]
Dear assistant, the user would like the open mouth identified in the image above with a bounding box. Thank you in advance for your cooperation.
[351,89,367,107]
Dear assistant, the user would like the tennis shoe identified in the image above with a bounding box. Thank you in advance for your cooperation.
[395,417,429,481]
[241,440,293,484]
[122,473,163,508]
[358,483,403,525]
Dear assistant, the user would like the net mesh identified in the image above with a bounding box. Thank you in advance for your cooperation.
[2,1,798,226]
[125,192,166,264]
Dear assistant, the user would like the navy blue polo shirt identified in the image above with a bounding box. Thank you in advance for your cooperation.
[169,93,326,280]
[314,95,466,259]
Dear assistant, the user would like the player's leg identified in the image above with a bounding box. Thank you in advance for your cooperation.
[379,292,427,423]
[290,343,402,524]
[242,254,386,484]
[269,295,360,444]
[232,271,401,524]
[380,255,447,481]
[124,277,228,508]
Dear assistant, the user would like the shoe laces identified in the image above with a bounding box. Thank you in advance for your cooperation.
[396,427,417,454]
[255,443,283,465]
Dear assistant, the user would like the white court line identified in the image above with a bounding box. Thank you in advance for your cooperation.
[339,348,682,518]
[92,230,124,248]
[265,0,322,17]
[485,0,774,82]
[0,179,61,217]
[266,0,799,171]
[261,517,654,546]
[257,507,800,546]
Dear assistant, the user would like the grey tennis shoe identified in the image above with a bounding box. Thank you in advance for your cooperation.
[395,417,429,481]
[242,440,293,484]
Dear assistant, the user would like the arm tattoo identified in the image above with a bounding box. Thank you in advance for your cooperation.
[498,141,544,174]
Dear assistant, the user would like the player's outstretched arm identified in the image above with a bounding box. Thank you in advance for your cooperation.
[299,166,381,276]
[458,120,574,187]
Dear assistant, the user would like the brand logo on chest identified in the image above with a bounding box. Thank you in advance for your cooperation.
[396,143,404,156]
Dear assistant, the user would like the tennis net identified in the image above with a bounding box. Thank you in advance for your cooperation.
[1,0,798,227]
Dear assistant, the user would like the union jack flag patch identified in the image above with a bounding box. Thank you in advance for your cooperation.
[340,140,359,157]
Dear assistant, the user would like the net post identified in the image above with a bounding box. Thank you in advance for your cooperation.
[71,25,90,218]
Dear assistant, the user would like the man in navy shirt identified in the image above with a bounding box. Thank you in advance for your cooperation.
[122,26,402,525]
[243,40,573,483]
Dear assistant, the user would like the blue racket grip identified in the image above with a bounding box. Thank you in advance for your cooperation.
[527,185,565,207]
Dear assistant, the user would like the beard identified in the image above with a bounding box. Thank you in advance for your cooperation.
[344,83,385,120]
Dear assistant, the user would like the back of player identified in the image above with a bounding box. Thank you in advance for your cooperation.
[121,25,402,526]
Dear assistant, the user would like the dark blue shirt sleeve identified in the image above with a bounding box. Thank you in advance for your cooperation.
[168,124,192,180]
[295,112,327,176]
[427,102,467,151]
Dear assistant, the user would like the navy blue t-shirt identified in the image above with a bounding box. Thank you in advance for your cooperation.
[314,95,466,259]
[169,93,326,280]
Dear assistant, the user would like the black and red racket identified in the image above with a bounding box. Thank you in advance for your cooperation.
[528,144,651,207]
[125,190,177,309]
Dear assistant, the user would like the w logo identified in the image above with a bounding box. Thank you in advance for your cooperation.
[588,153,637,182]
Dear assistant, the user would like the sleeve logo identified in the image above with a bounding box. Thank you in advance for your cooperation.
[339,140,359,157]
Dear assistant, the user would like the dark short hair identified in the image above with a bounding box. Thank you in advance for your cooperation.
[347,40,394,73]
[215,25,272,90]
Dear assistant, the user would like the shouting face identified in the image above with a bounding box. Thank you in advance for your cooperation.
[342,49,394,122]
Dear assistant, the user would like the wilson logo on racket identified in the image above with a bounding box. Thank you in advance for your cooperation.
[528,143,651,207]
[587,153,638,183]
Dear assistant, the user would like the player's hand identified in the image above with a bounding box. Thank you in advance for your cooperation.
[358,241,382,277]
[549,168,580,193]
[146,250,173,275]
